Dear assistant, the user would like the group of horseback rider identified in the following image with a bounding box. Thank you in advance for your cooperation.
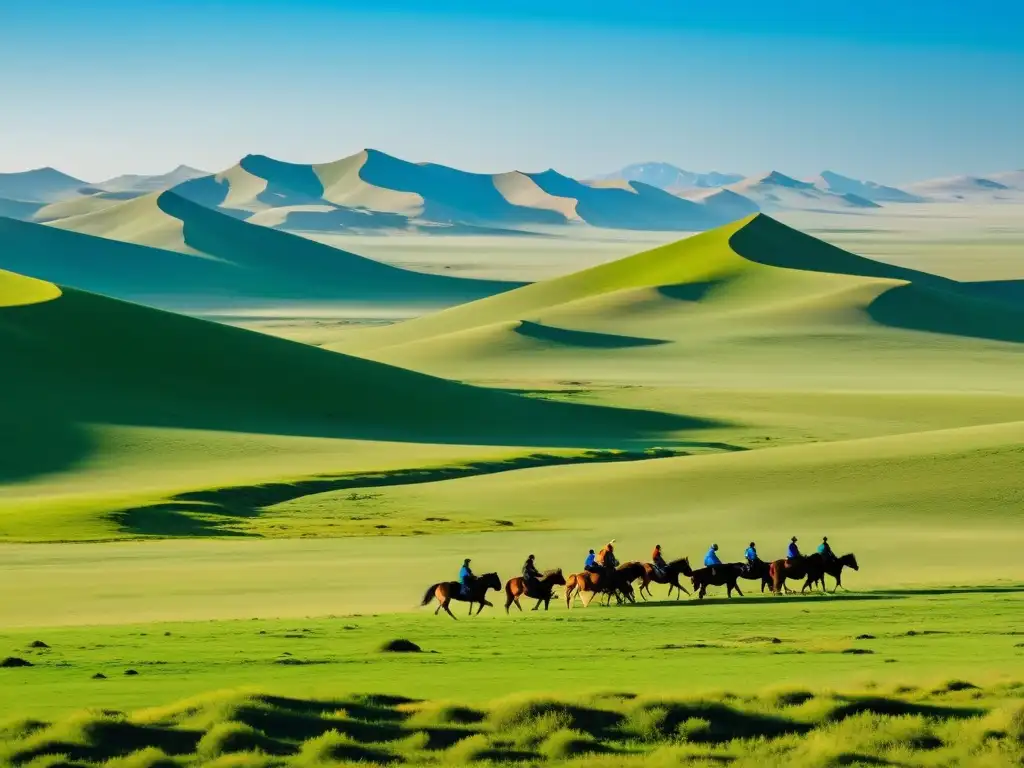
[457,536,838,597]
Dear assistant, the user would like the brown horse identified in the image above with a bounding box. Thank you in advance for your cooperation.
[421,572,501,619]
[504,569,566,613]
[803,553,859,593]
[690,563,745,600]
[638,557,693,600]
[769,557,823,595]
[565,568,634,608]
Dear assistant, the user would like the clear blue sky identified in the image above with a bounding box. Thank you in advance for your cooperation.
[2,0,1021,183]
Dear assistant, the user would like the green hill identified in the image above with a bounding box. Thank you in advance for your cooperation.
[0,268,697,489]
[337,214,1024,392]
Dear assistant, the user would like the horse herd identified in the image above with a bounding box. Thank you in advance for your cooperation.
[421,552,860,619]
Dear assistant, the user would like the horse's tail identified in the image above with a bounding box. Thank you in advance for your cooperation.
[770,561,783,594]
[421,584,441,606]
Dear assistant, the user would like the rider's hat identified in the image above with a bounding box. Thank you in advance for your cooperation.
[712,543,719,549]
[655,544,661,549]
[822,536,828,541]
[749,541,755,547]
[528,553,535,559]
[464,558,471,564]
[791,536,798,542]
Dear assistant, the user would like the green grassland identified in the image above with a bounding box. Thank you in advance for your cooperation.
[0,209,1021,765]
[0,590,1021,766]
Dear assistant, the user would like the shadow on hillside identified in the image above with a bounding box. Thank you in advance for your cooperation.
[868,283,1024,344]
[109,448,691,537]
[513,320,669,349]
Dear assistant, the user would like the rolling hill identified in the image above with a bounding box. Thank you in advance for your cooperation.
[336,214,1024,392]
[722,172,880,212]
[0,267,695,479]
[0,167,86,203]
[906,174,1024,202]
[2,197,522,310]
[812,171,922,203]
[92,165,210,194]
[593,162,744,190]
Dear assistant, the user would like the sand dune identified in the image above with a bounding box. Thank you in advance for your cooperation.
[5,195,522,310]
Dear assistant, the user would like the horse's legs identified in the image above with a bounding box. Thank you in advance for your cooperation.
[442,600,456,620]
[733,580,743,597]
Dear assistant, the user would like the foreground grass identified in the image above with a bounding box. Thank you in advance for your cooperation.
[1,682,1021,767]
[1,589,1021,719]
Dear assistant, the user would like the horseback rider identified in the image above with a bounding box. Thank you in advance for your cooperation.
[522,553,541,591]
[597,540,619,590]
[704,543,722,576]
[651,544,667,577]
[458,558,475,597]
[584,549,600,573]
[817,536,836,563]
[786,536,802,565]
[743,541,759,574]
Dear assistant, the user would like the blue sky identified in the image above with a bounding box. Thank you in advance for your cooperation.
[1,0,1021,183]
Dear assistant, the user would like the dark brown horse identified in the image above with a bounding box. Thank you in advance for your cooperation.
[737,559,773,593]
[769,557,823,595]
[690,563,745,599]
[638,557,692,600]
[421,572,501,619]
[803,553,859,593]
[504,569,566,613]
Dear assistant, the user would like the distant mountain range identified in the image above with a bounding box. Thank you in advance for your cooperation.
[591,162,744,191]
[0,154,1020,240]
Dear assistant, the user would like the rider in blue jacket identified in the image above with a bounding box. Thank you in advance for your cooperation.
[584,550,599,572]
[744,542,758,564]
[459,558,474,596]
[817,536,835,562]
[705,544,722,567]
[786,537,801,561]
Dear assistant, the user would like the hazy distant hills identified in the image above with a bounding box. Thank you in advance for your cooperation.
[0,154,1021,241]
[591,162,744,191]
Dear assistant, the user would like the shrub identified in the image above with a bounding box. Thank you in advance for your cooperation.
[539,728,604,760]
[196,722,269,759]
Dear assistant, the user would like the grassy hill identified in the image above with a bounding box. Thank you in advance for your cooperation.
[336,215,1024,392]
[6,194,520,310]
[0,267,704,539]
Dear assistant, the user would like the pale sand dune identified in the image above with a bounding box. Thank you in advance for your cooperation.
[492,171,581,220]
[48,192,195,253]
[315,150,425,215]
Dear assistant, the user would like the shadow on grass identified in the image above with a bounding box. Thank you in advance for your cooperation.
[110,448,697,537]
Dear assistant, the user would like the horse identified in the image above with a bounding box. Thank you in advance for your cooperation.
[690,563,745,600]
[504,569,566,613]
[803,553,859,593]
[769,557,823,595]
[736,559,773,593]
[638,557,693,600]
[421,572,501,619]
[565,568,635,608]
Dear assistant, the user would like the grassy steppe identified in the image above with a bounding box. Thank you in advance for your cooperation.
[0,590,1021,766]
